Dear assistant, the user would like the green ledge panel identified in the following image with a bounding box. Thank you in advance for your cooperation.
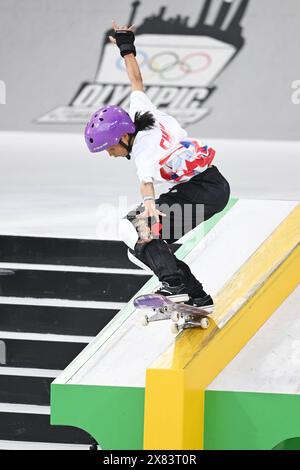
[204,390,300,450]
[51,198,238,450]
[51,384,145,450]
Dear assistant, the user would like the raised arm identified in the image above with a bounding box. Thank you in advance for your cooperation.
[109,21,165,227]
[123,54,144,92]
[109,21,144,91]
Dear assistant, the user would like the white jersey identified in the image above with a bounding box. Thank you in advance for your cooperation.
[129,91,215,186]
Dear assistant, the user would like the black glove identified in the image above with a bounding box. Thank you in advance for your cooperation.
[115,30,136,57]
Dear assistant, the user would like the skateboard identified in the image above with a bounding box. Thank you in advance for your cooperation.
[133,293,212,334]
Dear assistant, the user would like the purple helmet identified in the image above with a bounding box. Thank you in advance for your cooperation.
[85,105,136,153]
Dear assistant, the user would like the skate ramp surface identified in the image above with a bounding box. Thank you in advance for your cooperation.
[51,199,299,449]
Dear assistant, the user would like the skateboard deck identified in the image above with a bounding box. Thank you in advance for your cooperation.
[134,293,212,334]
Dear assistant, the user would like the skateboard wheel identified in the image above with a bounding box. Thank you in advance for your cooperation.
[200,318,209,329]
[141,315,149,327]
[171,312,180,322]
[171,323,180,335]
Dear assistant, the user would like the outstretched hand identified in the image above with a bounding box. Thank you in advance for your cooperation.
[137,200,166,222]
[109,20,135,45]
[135,201,166,243]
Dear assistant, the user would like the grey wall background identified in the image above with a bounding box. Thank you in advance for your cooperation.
[0,0,299,140]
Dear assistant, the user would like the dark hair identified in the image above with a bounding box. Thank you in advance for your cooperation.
[133,111,156,132]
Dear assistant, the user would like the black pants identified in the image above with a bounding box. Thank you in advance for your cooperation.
[126,166,230,295]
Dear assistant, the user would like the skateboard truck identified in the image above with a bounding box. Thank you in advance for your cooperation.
[134,294,212,334]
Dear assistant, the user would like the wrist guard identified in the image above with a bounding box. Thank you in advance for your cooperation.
[115,30,136,57]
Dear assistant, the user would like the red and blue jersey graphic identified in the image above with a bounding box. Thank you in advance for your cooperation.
[159,132,216,183]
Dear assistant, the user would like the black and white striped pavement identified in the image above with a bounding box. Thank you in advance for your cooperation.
[0,236,151,449]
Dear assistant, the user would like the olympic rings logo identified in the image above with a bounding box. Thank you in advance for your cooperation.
[116,50,212,81]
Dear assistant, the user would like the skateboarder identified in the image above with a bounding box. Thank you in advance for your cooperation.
[85,21,230,309]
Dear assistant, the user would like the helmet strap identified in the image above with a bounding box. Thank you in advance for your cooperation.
[119,132,137,160]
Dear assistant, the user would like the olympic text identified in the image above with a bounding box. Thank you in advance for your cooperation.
[71,83,212,126]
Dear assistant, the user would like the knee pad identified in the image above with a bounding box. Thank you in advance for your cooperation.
[118,218,139,250]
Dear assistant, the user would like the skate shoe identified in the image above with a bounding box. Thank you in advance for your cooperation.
[155,282,190,303]
[186,294,215,314]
